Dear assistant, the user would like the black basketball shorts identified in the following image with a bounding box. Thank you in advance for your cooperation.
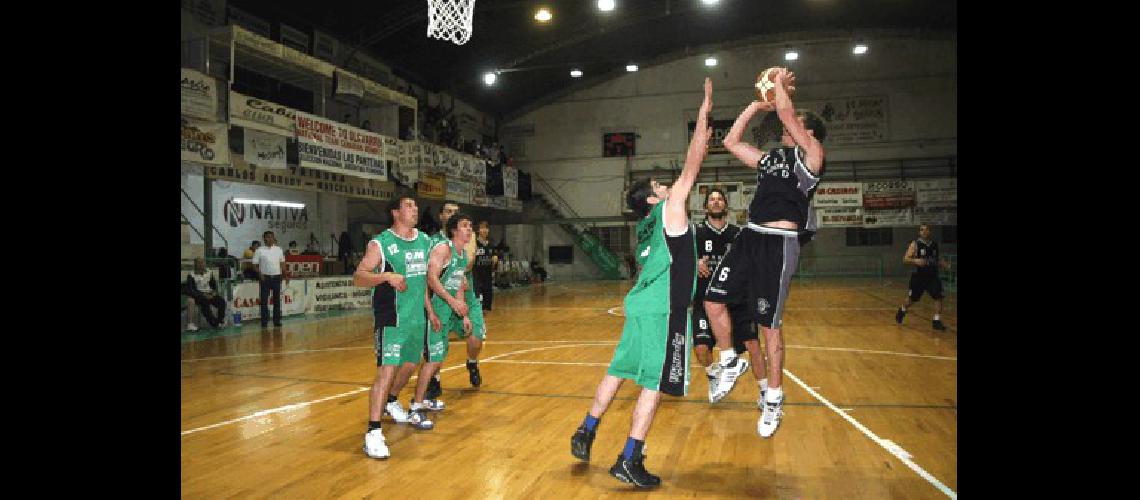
[703,225,801,329]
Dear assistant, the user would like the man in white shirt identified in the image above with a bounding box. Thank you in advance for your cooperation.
[252,230,289,328]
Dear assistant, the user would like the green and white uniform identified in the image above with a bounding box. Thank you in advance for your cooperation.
[372,228,431,366]
[607,202,697,396]
[432,231,487,343]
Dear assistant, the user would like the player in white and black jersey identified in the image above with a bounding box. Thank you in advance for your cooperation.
[692,188,770,406]
[896,224,950,331]
[705,67,826,438]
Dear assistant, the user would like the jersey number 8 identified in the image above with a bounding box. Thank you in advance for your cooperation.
[705,240,713,252]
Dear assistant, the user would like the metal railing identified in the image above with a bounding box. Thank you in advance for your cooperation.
[181,186,229,251]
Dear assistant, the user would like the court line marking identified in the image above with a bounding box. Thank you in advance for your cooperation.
[783,369,957,499]
[181,342,953,363]
[181,343,599,437]
[181,341,620,363]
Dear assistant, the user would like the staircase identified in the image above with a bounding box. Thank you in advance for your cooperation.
[530,174,624,280]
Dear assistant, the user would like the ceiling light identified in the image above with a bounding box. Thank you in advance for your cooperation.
[597,0,615,12]
[784,50,799,61]
[570,69,583,78]
[702,0,720,5]
[704,57,717,67]
[853,44,869,55]
[626,64,638,72]
[483,72,496,86]
[535,8,552,22]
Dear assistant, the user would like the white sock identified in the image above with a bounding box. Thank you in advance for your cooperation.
[719,349,737,365]
[933,314,940,321]
[766,386,783,403]
[900,306,907,312]
[758,378,768,392]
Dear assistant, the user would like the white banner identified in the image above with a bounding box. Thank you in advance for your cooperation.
[181,120,229,165]
[471,183,488,207]
[229,91,297,136]
[772,96,890,146]
[469,157,486,184]
[862,180,915,209]
[230,280,308,320]
[306,277,373,314]
[446,178,472,204]
[915,178,957,206]
[180,68,217,120]
[863,208,913,227]
[813,182,863,207]
[243,128,287,169]
[294,111,387,180]
[391,141,420,186]
[446,153,462,178]
[212,182,323,251]
[913,205,957,225]
[503,166,519,199]
[382,135,400,165]
[816,206,863,227]
[419,143,434,170]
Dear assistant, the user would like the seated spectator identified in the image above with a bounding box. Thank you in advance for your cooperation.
[305,234,321,254]
[531,261,548,282]
[185,257,226,331]
[288,240,301,256]
[216,247,235,280]
[241,240,261,279]
[242,240,260,259]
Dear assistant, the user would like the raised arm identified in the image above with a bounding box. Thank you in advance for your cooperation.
[771,68,824,174]
[664,77,713,233]
[723,100,775,169]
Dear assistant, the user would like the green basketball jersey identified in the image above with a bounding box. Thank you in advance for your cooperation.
[372,228,431,326]
[623,202,697,316]
[430,238,468,315]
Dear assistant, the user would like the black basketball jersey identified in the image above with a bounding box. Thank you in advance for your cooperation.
[694,220,740,301]
[473,238,494,280]
[912,239,940,277]
[748,146,821,228]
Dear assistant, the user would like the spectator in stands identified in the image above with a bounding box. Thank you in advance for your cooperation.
[185,257,226,331]
[288,240,301,256]
[216,247,235,280]
[242,240,261,280]
[361,119,371,131]
[531,261,548,283]
[305,234,321,254]
[243,240,260,259]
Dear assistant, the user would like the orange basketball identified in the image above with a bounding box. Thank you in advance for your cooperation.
[755,67,796,102]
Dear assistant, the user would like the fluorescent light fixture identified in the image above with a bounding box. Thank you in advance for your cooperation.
[705,57,718,67]
[597,0,615,11]
[626,64,638,72]
[570,69,583,78]
[784,50,799,61]
[535,8,552,22]
[702,0,720,5]
[483,72,497,86]
[232,198,306,209]
[853,44,868,55]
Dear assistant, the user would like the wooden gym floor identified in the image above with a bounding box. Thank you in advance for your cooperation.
[181,278,957,499]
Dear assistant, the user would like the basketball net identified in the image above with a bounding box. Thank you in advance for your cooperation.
[427,0,476,45]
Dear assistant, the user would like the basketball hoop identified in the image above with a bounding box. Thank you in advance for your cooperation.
[427,0,476,45]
